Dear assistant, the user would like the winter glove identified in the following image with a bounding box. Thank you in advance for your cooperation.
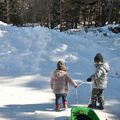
[86,77,92,82]
[75,85,78,88]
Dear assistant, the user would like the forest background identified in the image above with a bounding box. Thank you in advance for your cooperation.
[0,0,120,31]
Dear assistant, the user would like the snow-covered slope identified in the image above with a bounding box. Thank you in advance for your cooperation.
[0,21,120,120]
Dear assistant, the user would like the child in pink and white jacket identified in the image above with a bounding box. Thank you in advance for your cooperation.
[51,61,78,111]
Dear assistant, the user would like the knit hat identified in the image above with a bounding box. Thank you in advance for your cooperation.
[57,61,67,71]
[94,53,104,63]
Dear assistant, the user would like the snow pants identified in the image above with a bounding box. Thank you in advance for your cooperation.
[91,88,104,104]
[55,93,67,106]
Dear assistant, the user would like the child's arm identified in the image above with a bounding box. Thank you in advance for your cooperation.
[91,67,105,80]
[50,77,53,89]
[90,67,105,87]
[66,73,77,87]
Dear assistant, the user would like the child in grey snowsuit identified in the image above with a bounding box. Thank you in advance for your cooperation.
[51,61,78,111]
[86,53,109,110]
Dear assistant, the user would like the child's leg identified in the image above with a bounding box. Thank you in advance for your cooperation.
[91,88,98,102]
[97,89,104,104]
[88,88,98,108]
[55,94,61,110]
[97,89,104,109]
[62,93,67,108]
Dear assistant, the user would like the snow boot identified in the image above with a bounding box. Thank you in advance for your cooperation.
[88,101,97,109]
[63,101,68,109]
[97,103,104,110]
[88,97,97,109]
[55,104,61,111]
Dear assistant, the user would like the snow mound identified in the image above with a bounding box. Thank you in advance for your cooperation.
[0,22,120,120]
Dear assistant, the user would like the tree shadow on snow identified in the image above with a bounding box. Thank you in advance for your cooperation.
[0,73,51,90]
[104,103,120,120]
[0,103,62,120]
[21,78,50,90]
[55,116,70,120]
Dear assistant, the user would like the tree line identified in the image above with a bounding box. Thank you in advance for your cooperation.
[0,0,120,31]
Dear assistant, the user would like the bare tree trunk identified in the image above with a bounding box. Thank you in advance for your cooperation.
[60,0,63,32]
[5,0,10,23]
[107,1,112,23]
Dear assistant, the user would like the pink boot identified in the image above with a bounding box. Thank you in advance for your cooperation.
[56,104,60,111]
[63,101,68,109]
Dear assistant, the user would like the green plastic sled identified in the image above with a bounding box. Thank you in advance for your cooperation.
[71,106,100,120]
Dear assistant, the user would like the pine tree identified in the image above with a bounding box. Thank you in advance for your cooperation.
[0,1,7,22]
[49,0,60,29]
[9,0,22,26]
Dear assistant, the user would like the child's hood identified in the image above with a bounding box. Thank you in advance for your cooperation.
[53,70,67,78]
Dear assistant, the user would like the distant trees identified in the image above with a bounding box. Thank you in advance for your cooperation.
[0,0,6,22]
[0,0,120,31]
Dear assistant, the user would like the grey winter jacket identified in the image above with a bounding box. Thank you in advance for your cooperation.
[90,62,110,89]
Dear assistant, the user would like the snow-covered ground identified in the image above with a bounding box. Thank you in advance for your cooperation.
[0,21,120,120]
